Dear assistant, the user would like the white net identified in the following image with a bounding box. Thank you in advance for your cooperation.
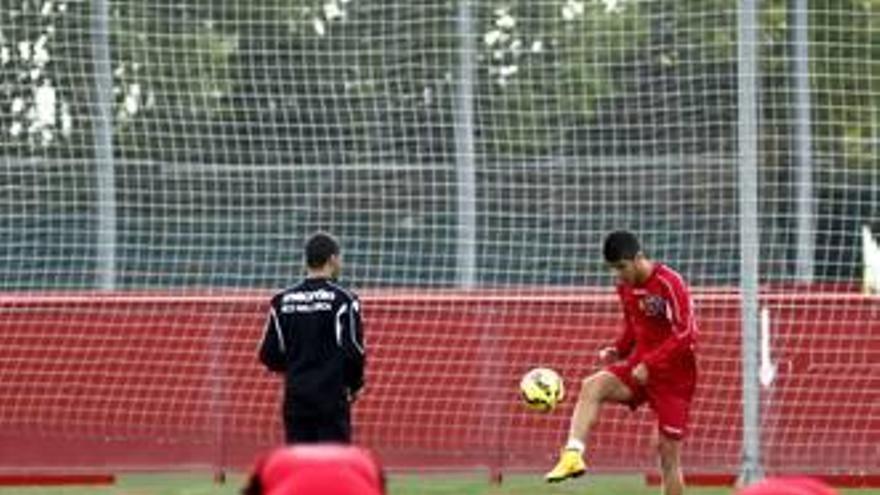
[0,0,877,477]
[753,0,880,475]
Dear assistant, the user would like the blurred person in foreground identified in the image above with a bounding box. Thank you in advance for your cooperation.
[243,444,385,495]
[737,477,838,495]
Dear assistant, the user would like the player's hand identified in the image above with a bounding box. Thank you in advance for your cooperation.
[631,363,649,385]
[597,347,619,365]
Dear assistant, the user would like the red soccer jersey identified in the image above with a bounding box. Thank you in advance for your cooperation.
[613,263,698,385]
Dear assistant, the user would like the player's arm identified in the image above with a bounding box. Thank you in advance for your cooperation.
[641,274,696,373]
[339,297,365,398]
[258,299,287,373]
[614,306,637,358]
[600,289,636,364]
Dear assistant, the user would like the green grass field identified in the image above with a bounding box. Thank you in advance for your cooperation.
[2,473,879,495]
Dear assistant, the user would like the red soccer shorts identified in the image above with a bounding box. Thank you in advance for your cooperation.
[606,361,696,441]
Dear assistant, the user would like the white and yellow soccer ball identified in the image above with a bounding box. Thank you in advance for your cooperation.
[519,367,565,412]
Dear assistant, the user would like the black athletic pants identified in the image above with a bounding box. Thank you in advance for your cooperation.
[284,407,351,444]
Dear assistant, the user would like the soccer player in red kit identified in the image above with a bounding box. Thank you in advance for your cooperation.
[546,231,698,495]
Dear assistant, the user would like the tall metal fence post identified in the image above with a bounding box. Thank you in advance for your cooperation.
[454,0,477,288]
[91,0,117,290]
[737,0,765,486]
[792,0,814,282]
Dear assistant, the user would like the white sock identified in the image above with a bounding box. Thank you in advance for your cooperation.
[565,438,585,453]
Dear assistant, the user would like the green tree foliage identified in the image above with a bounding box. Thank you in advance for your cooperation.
[2,0,876,168]
[0,0,876,287]
[0,0,93,156]
[808,0,878,168]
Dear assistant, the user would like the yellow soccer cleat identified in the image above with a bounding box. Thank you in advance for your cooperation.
[544,448,586,483]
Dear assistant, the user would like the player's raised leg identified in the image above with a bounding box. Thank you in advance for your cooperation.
[545,370,633,482]
[657,433,684,495]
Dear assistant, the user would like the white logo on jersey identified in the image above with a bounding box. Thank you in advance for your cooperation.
[280,290,336,313]
[282,290,336,303]
[281,302,332,313]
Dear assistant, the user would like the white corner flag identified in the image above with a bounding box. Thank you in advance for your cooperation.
[863,225,880,295]
[759,307,776,388]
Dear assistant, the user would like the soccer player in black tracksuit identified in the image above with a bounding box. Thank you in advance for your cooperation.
[259,232,365,444]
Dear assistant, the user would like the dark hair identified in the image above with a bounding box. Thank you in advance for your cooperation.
[603,230,642,263]
[305,232,340,269]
